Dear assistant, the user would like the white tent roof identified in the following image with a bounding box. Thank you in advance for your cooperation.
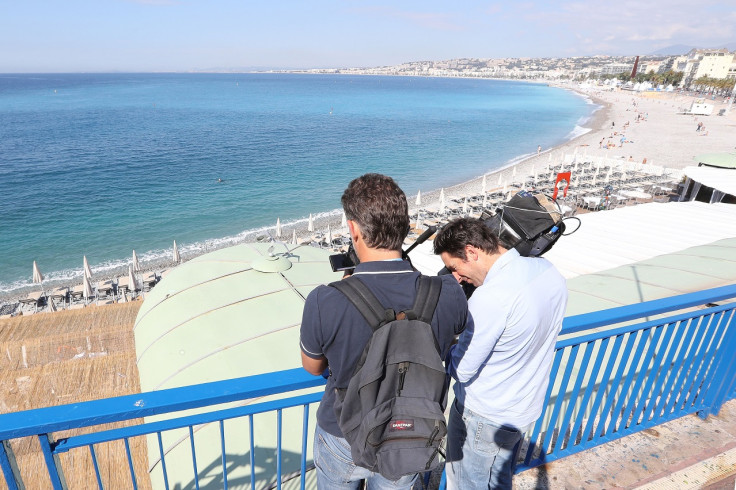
[683,165,736,197]
[410,202,736,280]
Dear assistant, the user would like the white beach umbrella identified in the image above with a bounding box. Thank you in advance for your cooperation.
[326,224,333,248]
[132,250,141,272]
[482,193,488,208]
[48,297,57,313]
[341,211,347,229]
[605,172,611,184]
[463,197,468,214]
[32,261,44,284]
[173,240,181,264]
[83,255,93,280]
[497,173,503,186]
[481,175,487,194]
[621,171,628,181]
[82,273,93,304]
[512,166,517,178]
[592,174,597,187]
[574,160,579,173]
[119,290,128,303]
[573,176,580,188]
[415,190,421,207]
[308,214,314,233]
[439,188,446,212]
[291,229,298,246]
[128,265,137,292]
[275,217,282,238]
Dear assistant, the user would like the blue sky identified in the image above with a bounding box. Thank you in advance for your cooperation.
[2,0,734,72]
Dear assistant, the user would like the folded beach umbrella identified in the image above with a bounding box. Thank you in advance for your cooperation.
[326,224,333,248]
[592,174,597,187]
[497,173,503,186]
[482,194,488,208]
[291,229,298,246]
[173,240,181,264]
[463,197,468,215]
[128,265,137,292]
[415,191,421,207]
[276,217,282,238]
[439,188,446,213]
[82,273,93,304]
[512,166,517,178]
[308,214,314,233]
[341,211,347,229]
[83,255,93,280]
[119,290,128,303]
[481,175,487,194]
[132,250,141,272]
[32,261,44,284]
[415,216,423,230]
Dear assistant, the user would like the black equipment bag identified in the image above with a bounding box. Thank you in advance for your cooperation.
[329,275,447,480]
[483,191,565,257]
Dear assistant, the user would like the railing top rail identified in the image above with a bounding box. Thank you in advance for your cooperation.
[561,283,736,335]
[0,367,326,440]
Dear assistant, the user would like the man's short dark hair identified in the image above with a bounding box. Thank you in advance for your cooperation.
[433,217,500,259]
[342,174,410,251]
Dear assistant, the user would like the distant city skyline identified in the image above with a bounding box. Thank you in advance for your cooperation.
[2,0,735,73]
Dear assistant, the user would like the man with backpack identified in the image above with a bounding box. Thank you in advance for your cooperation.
[300,173,468,489]
[433,217,567,490]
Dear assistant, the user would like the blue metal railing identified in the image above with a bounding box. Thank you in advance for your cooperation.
[1,284,735,489]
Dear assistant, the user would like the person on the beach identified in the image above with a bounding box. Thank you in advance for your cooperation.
[537,145,541,155]
[434,218,567,490]
[300,173,468,489]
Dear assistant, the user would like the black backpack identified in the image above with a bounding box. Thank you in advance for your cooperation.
[329,275,448,480]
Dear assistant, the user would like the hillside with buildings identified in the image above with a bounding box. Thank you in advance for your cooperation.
[290,48,736,91]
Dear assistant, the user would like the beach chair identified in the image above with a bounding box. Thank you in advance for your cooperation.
[19,290,45,313]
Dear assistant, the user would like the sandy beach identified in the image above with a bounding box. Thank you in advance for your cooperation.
[2,83,735,312]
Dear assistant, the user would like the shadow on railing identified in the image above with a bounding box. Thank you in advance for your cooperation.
[1,284,735,489]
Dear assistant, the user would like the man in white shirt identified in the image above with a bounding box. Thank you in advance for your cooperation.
[433,217,568,490]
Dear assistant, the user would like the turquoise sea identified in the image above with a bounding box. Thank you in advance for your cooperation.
[0,73,594,293]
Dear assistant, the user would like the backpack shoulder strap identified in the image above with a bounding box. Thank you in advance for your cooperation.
[329,276,394,332]
[405,275,443,324]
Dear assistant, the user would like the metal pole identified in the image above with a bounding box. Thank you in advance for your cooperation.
[0,440,24,490]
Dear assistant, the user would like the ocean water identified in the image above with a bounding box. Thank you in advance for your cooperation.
[0,73,593,293]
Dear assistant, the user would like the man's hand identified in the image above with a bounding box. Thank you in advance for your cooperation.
[301,351,328,376]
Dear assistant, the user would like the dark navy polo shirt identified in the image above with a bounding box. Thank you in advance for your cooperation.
[300,259,468,437]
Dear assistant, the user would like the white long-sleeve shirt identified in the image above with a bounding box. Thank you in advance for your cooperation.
[448,248,568,428]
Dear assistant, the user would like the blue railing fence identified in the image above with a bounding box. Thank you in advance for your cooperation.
[1,284,735,489]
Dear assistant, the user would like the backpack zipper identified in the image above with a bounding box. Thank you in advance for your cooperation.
[397,362,409,396]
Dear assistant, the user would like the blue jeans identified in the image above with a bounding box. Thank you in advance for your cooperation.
[313,424,418,490]
[445,401,524,490]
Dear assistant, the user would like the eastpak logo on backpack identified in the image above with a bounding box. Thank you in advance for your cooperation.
[329,275,448,480]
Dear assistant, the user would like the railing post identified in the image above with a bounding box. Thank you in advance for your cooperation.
[696,311,736,419]
[37,434,67,490]
[0,440,24,490]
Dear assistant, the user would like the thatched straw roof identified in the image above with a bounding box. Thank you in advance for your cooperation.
[0,302,152,488]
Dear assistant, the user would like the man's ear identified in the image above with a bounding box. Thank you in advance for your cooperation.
[347,220,360,242]
[465,244,478,261]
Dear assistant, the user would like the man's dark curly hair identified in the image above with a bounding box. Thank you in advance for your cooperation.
[341,174,410,251]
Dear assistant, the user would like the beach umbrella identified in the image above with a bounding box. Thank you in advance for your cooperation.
[415,216,423,230]
[83,255,93,280]
[341,211,347,229]
[326,224,333,248]
[463,197,469,214]
[48,297,57,313]
[574,160,579,173]
[605,172,611,184]
[482,194,488,208]
[32,261,44,284]
[275,218,282,238]
[573,176,580,188]
[415,190,421,206]
[497,173,503,186]
[439,188,446,212]
[621,171,628,181]
[82,273,93,304]
[132,250,140,272]
[592,174,597,187]
[512,166,517,178]
[291,229,298,246]
[173,240,181,264]
[128,265,137,292]
[503,182,508,194]
[481,175,487,194]
[308,214,314,233]
[119,290,128,303]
